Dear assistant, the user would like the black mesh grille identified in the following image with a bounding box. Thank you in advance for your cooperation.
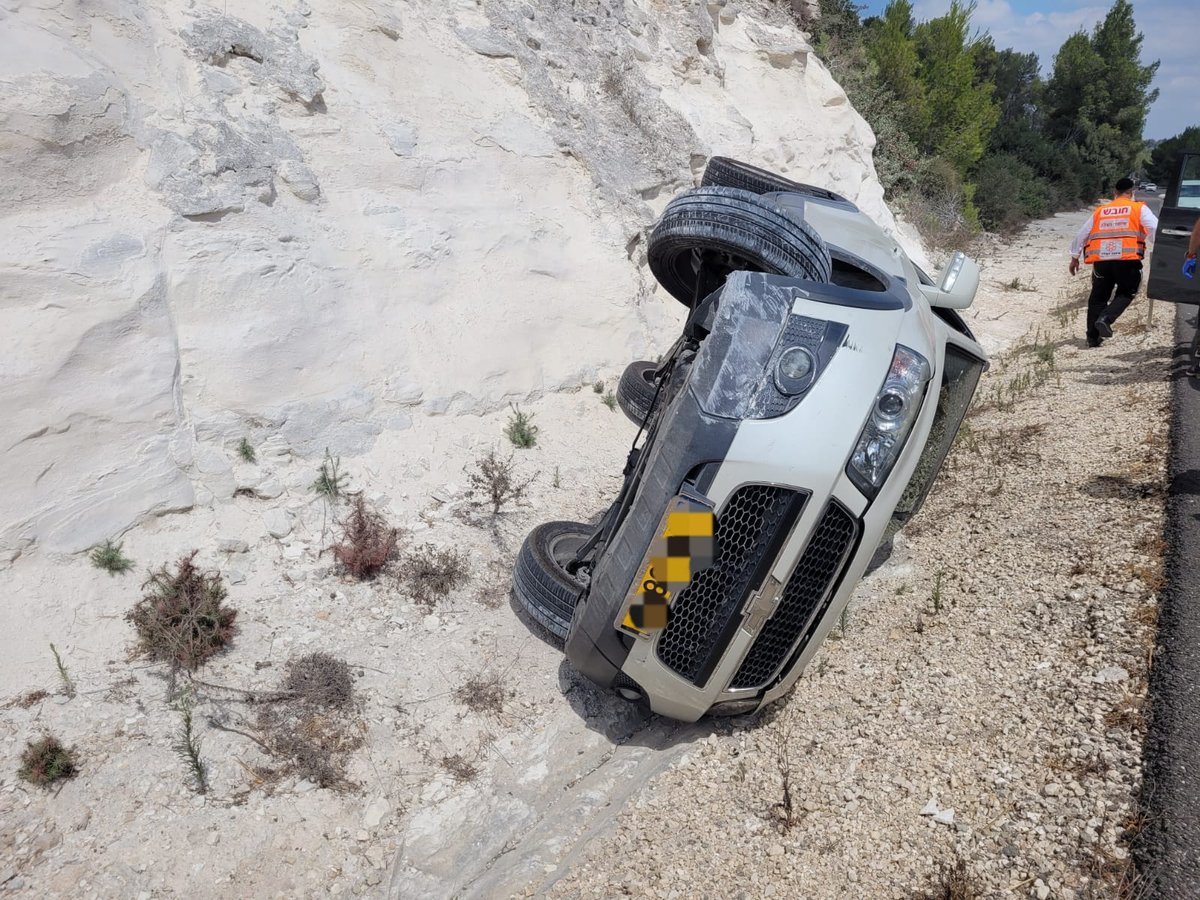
[656,486,802,684]
[731,503,858,689]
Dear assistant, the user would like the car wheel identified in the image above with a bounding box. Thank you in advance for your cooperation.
[616,360,659,425]
[648,186,832,306]
[701,157,851,205]
[513,521,591,642]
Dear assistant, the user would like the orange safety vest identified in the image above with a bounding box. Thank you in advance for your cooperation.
[1083,198,1147,264]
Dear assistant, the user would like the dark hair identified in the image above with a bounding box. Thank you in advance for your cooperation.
[1115,177,1135,193]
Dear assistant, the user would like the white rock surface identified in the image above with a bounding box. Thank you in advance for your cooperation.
[0,0,910,563]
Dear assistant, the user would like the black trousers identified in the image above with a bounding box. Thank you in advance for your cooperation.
[1086,259,1143,342]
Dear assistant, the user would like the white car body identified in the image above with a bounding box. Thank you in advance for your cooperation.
[565,189,988,722]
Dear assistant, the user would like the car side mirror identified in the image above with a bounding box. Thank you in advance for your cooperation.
[921,251,979,310]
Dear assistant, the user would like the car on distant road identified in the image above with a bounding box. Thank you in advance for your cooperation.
[1141,182,1158,193]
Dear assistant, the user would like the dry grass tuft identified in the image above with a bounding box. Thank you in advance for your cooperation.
[913,858,981,900]
[398,544,470,607]
[332,496,399,580]
[19,735,78,786]
[127,552,237,671]
[441,753,480,783]
[282,652,355,710]
[455,675,510,715]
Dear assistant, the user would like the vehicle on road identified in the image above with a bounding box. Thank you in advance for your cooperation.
[514,158,988,721]
[1141,182,1158,193]
[1148,158,1200,374]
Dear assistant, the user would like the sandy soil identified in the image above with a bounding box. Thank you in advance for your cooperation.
[0,211,1173,899]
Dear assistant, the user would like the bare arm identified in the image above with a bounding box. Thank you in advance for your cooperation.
[1189,219,1200,259]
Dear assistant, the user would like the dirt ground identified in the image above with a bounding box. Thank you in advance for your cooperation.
[0,211,1174,899]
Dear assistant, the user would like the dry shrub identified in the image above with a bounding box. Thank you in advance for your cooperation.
[258,652,361,789]
[399,544,470,607]
[332,496,399,580]
[455,675,509,715]
[441,753,479,783]
[259,708,364,789]
[282,652,354,710]
[19,736,77,786]
[15,689,50,709]
[466,449,535,516]
[127,552,237,670]
[914,858,980,900]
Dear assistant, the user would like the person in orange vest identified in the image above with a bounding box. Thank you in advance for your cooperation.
[1068,177,1159,347]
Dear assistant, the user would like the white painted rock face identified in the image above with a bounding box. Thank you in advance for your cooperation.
[0,0,908,560]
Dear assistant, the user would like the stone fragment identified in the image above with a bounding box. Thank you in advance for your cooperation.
[278,160,320,201]
[265,508,293,539]
[362,797,390,829]
[217,538,249,553]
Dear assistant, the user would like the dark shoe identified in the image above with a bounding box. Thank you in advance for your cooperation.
[1086,337,1102,348]
[1096,317,1113,338]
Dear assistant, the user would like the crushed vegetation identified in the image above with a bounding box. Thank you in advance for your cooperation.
[126,552,237,671]
[256,652,362,789]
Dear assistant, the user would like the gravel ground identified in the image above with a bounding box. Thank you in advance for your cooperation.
[543,215,1174,900]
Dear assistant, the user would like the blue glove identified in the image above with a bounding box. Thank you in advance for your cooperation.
[1185,256,1197,279]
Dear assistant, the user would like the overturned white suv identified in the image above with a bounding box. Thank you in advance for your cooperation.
[514,158,987,722]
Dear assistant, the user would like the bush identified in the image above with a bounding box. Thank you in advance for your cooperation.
[19,736,77,786]
[973,153,1050,233]
[283,652,355,710]
[331,496,399,580]
[504,404,538,449]
[399,544,470,607]
[127,552,237,670]
[89,539,134,575]
[466,449,535,516]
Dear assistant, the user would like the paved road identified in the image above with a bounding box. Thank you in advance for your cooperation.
[1139,303,1200,896]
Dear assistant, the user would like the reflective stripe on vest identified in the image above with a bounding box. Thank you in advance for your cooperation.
[1083,199,1146,264]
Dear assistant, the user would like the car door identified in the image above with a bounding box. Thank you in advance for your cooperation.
[1147,151,1200,305]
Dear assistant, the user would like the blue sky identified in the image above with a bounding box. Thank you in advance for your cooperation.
[854,0,1195,139]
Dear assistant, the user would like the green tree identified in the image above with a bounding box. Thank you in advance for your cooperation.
[1044,1,1158,197]
[911,1,998,174]
[1147,126,1200,184]
[866,1,929,137]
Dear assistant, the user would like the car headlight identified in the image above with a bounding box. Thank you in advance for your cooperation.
[846,345,931,497]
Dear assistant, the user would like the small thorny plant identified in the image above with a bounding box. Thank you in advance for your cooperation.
[504,403,538,449]
[311,448,350,500]
[602,390,617,411]
[237,437,257,463]
[89,539,134,575]
[398,544,470,607]
[592,381,604,394]
[466,449,535,516]
[173,692,209,794]
[127,552,237,671]
[19,736,78,787]
[331,496,399,580]
[50,643,76,698]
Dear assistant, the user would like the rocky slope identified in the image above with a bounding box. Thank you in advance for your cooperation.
[0,0,905,561]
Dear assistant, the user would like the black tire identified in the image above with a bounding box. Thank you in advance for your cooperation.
[616,360,659,425]
[647,186,832,306]
[702,156,851,205]
[513,521,591,642]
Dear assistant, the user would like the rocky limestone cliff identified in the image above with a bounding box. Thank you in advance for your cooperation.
[0,0,911,560]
